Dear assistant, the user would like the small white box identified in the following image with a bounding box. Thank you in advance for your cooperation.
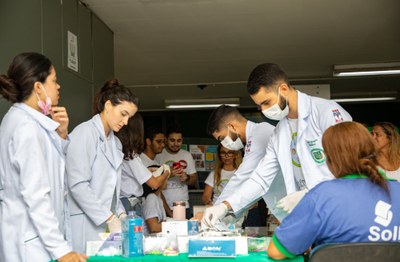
[162,220,199,236]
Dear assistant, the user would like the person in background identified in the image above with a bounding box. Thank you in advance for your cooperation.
[66,79,138,253]
[115,113,170,215]
[202,144,243,205]
[156,124,197,219]
[202,63,352,228]
[140,125,173,217]
[0,52,86,261]
[140,125,166,167]
[371,122,400,181]
[267,121,400,260]
[142,178,169,234]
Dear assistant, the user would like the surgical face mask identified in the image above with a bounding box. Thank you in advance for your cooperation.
[35,84,52,115]
[262,88,289,121]
[221,127,244,150]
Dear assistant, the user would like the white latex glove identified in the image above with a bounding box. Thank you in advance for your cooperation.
[276,189,308,214]
[152,164,171,177]
[107,215,122,233]
[201,203,229,229]
[118,212,127,220]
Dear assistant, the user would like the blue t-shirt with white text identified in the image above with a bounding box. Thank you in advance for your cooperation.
[273,176,400,257]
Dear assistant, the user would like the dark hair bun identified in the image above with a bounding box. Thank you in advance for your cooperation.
[0,74,19,103]
[101,78,120,92]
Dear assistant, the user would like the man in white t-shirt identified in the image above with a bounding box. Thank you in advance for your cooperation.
[140,126,165,167]
[156,125,197,218]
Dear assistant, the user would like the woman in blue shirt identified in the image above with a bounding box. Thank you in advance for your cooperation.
[268,121,400,260]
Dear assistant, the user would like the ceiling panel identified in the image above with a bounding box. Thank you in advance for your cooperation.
[81,0,400,110]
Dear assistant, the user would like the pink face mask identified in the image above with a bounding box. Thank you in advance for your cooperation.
[35,84,52,115]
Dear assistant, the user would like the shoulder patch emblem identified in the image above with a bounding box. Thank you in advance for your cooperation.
[332,109,344,123]
[311,148,326,164]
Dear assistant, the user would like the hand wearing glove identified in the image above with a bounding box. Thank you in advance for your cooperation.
[201,203,229,229]
[118,212,127,220]
[107,214,122,233]
[276,189,308,214]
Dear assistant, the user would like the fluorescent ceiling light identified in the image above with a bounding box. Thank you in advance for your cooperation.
[333,62,400,77]
[333,97,397,103]
[165,98,240,109]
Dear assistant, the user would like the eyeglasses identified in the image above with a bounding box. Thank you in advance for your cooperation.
[220,151,235,157]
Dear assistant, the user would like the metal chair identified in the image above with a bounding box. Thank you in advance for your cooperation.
[309,242,400,262]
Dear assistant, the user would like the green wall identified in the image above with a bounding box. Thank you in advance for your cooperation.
[0,0,114,128]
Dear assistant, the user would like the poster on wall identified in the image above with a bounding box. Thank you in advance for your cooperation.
[67,31,78,72]
[189,145,218,172]
[205,145,217,171]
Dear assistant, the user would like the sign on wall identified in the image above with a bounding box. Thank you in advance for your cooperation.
[67,31,78,72]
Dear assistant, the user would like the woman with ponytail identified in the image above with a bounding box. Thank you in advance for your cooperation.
[65,78,138,253]
[267,121,400,260]
[0,53,86,261]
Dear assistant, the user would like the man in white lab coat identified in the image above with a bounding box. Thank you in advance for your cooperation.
[205,105,275,224]
[202,63,352,227]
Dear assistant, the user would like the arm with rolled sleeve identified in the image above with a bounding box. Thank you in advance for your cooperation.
[66,128,112,226]
[225,139,281,215]
[14,124,71,260]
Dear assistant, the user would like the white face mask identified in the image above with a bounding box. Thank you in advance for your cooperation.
[262,88,289,121]
[35,84,52,115]
[221,127,244,150]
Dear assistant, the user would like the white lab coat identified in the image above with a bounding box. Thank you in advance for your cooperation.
[66,114,125,253]
[0,103,71,262]
[226,91,352,214]
[215,121,275,209]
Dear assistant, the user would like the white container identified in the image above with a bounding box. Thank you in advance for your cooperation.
[173,201,186,221]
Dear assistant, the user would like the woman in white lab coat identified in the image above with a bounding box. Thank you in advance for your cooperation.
[66,79,139,253]
[0,53,86,262]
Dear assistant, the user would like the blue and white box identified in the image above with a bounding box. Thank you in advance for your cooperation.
[188,238,236,257]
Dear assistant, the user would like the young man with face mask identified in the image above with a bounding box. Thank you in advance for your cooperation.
[202,63,352,228]
[205,105,275,224]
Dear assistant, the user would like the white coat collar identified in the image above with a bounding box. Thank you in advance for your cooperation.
[297,91,312,120]
[245,120,255,141]
[14,103,60,132]
[294,91,311,139]
[91,114,123,169]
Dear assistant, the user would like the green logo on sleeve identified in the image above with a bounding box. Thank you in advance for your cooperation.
[311,148,326,163]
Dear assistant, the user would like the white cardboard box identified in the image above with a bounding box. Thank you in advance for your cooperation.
[161,220,199,236]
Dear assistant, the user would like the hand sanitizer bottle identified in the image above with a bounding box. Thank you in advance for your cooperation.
[122,211,144,257]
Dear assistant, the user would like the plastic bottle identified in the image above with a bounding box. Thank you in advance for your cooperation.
[122,211,144,257]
